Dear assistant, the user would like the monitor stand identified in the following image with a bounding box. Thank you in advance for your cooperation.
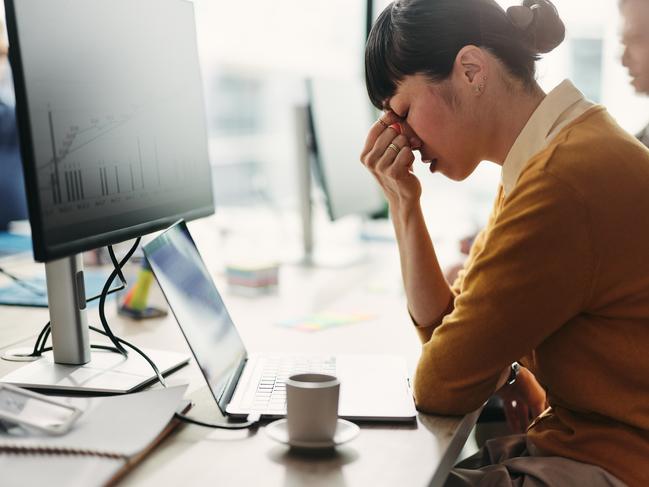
[1,348,189,394]
[293,104,368,269]
[296,214,369,269]
[299,245,367,268]
[0,254,189,394]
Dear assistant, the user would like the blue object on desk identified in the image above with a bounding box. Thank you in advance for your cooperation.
[0,271,113,307]
[0,232,32,259]
[0,101,28,232]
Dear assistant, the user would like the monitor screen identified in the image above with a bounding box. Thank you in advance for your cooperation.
[6,0,214,262]
[143,221,247,414]
[307,78,385,221]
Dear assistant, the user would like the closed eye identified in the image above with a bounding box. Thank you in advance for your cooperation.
[385,99,408,121]
[395,110,408,121]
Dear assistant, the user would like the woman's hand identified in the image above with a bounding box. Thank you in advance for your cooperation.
[360,112,422,211]
[497,366,548,434]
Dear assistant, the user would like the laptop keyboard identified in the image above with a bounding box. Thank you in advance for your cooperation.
[246,356,336,412]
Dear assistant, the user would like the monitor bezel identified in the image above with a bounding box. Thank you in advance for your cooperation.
[4,0,215,263]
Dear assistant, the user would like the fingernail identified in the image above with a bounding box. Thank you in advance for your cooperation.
[389,123,402,135]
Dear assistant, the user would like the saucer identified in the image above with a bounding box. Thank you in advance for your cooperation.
[265,418,360,449]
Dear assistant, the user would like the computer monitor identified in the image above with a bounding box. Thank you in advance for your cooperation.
[293,78,387,267]
[307,78,386,221]
[2,0,213,392]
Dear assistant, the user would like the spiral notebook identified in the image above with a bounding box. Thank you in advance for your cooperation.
[0,385,188,487]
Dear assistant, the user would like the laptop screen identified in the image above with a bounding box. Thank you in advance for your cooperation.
[143,221,247,413]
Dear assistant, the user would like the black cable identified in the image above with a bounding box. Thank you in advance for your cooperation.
[37,344,122,355]
[107,246,127,288]
[86,282,126,303]
[29,321,261,431]
[37,326,51,354]
[0,266,46,296]
[88,325,167,387]
[0,264,125,302]
[28,238,140,359]
[27,321,167,387]
[30,321,51,356]
[89,326,261,429]
[173,412,261,430]
[21,240,260,431]
[97,238,141,356]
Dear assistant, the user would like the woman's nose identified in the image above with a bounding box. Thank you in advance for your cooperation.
[621,46,630,68]
[403,126,422,150]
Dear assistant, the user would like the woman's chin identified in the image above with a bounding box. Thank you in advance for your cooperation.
[441,165,472,182]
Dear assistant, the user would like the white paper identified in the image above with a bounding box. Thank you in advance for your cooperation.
[0,385,187,457]
[0,454,124,487]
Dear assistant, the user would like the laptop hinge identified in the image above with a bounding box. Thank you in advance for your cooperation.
[219,355,248,411]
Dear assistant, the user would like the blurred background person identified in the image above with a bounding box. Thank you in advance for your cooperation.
[620,0,649,147]
[0,20,27,232]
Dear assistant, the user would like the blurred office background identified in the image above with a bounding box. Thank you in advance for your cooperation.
[2,0,648,261]
[193,0,649,262]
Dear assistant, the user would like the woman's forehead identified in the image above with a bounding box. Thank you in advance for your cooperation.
[385,75,435,106]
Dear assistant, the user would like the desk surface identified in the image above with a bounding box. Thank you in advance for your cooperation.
[0,219,479,487]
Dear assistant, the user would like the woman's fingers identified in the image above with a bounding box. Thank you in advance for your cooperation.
[375,134,409,172]
[364,130,405,170]
[359,111,421,203]
[531,398,547,419]
[391,146,416,177]
[382,146,416,185]
[360,111,402,162]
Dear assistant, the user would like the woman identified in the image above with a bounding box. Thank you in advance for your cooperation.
[361,1,649,485]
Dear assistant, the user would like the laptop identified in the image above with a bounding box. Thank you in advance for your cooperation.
[143,221,417,422]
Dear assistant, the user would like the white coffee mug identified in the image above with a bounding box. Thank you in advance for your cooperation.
[285,373,340,443]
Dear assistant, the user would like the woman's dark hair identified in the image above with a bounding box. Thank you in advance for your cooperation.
[365,0,565,109]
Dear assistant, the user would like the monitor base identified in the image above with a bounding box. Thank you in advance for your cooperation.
[0,348,189,394]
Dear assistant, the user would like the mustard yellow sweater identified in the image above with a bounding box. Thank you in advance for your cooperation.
[414,107,649,487]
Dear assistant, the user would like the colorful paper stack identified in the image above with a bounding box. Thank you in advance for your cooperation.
[225,262,279,296]
[276,312,376,332]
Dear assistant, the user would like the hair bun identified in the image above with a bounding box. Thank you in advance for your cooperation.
[507,0,565,54]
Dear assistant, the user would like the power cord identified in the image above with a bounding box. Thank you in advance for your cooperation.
[0,264,127,302]
[28,238,141,360]
[0,266,47,296]
[95,239,142,356]
[25,239,260,431]
[173,412,261,430]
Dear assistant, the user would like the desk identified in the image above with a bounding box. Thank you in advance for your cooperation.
[0,219,480,487]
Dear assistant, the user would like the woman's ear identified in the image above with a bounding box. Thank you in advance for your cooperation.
[453,45,488,94]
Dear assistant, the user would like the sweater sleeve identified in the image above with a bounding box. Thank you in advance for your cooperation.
[413,169,594,415]
[450,186,505,297]
[414,187,506,343]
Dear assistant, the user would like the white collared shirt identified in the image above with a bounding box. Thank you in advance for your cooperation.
[501,80,594,196]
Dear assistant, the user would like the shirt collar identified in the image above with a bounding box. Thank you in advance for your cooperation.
[501,80,592,195]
